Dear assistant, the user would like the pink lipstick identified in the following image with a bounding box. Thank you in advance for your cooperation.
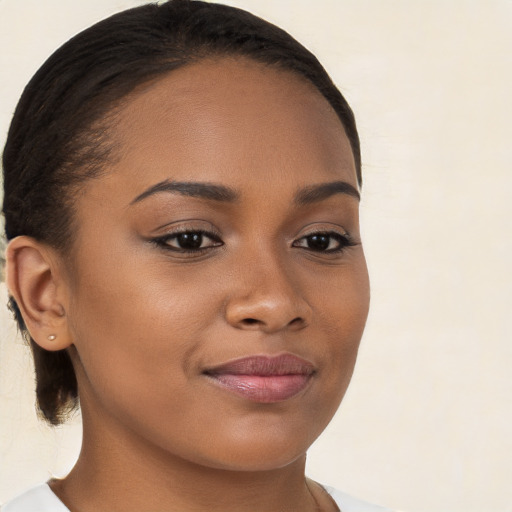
[204,354,315,403]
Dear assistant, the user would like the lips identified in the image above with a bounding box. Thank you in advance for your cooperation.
[203,354,315,403]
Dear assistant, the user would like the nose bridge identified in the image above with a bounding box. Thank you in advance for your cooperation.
[246,247,296,301]
[224,240,311,332]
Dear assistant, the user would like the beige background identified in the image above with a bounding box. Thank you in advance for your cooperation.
[1,1,511,511]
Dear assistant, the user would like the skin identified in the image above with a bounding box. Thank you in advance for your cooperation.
[7,58,370,511]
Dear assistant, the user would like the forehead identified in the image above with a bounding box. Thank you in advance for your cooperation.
[105,57,357,198]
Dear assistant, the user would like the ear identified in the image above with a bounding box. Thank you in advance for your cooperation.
[5,236,72,351]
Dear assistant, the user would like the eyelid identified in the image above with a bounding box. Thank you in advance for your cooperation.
[297,226,348,238]
[291,223,358,255]
[155,225,222,239]
[146,219,224,255]
[293,231,353,248]
[292,222,350,240]
[156,229,222,243]
[150,219,221,235]
[150,230,223,258]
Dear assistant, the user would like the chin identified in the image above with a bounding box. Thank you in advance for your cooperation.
[196,444,308,473]
[176,420,324,473]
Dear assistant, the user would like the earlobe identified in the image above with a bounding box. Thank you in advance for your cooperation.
[5,236,72,351]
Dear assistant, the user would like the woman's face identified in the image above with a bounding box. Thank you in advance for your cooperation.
[63,58,370,471]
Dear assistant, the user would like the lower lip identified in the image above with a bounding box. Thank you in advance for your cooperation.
[206,374,312,403]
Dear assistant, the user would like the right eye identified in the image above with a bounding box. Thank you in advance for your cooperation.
[152,230,223,253]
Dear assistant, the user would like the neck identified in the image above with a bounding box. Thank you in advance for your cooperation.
[51,404,325,512]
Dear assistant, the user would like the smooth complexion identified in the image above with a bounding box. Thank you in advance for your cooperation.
[7,58,370,511]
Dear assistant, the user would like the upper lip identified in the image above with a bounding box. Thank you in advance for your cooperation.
[203,354,315,376]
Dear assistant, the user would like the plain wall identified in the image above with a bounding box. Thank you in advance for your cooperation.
[0,1,511,511]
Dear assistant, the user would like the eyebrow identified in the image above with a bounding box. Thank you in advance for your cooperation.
[130,180,239,204]
[294,181,360,204]
[130,179,360,205]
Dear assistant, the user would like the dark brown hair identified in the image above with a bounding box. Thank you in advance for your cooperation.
[2,0,361,425]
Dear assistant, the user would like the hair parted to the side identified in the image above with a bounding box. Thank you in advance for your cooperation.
[2,0,361,425]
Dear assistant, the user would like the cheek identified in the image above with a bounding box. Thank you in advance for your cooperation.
[66,248,220,406]
[69,237,218,334]
[66,257,228,465]
[310,255,370,392]
[309,252,370,337]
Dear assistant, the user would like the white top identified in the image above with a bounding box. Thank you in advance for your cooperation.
[2,483,395,511]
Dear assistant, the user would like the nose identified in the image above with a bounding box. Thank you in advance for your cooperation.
[224,253,312,334]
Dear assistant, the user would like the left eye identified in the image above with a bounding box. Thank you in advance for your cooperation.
[154,231,223,252]
[292,232,352,253]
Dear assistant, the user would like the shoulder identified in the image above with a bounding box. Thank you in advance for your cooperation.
[323,485,399,512]
[3,482,401,512]
[2,484,69,512]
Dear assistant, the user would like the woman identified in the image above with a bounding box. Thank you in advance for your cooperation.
[2,1,391,510]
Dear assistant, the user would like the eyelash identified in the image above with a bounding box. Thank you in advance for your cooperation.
[151,229,223,254]
[151,229,356,255]
[292,231,356,253]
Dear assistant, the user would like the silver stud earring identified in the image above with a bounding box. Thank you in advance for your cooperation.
[48,334,57,341]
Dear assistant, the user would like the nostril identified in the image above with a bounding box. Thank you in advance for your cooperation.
[239,316,306,329]
[242,318,259,325]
